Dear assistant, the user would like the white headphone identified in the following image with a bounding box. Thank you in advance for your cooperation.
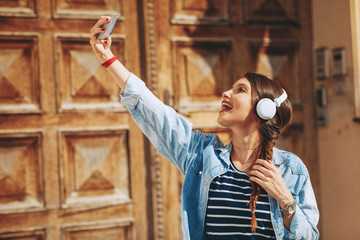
[256,89,288,120]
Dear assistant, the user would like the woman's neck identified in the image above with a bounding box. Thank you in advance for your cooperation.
[231,128,261,169]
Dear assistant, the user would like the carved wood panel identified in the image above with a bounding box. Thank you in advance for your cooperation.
[171,0,230,25]
[59,129,130,210]
[0,132,44,214]
[171,38,232,112]
[52,0,123,19]
[62,219,133,240]
[248,39,301,106]
[0,229,46,240]
[54,34,126,112]
[0,0,37,17]
[0,34,40,114]
[242,0,299,25]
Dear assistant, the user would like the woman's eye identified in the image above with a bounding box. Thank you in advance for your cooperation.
[238,87,246,92]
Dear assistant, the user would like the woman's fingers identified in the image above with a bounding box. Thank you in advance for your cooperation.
[89,36,102,45]
[92,27,104,35]
[102,35,112,44]
[90,16,111,41]
[248,159,276,185]
[89,16,115,63]
[90,17,114,50]
[249,168,266,181]
[249,159,294,203]
[92,16,110,31]
[255,159,276,170]
[251,164,272,178]
[90,29,103,43]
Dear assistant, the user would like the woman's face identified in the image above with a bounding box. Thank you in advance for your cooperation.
[217,77,257,128]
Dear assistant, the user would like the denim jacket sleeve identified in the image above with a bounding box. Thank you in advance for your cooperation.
[285,174,320,239]
[120,73,200,174]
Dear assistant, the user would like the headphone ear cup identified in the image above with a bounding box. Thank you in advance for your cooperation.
[256,98,277,120]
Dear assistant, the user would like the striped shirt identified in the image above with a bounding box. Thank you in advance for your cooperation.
[205,160,276,239]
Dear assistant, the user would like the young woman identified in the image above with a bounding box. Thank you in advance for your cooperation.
[90,17,319,240]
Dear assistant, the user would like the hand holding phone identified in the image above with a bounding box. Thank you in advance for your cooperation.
[97,16,118,40]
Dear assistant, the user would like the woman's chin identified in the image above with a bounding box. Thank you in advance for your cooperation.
[217,116,229,127]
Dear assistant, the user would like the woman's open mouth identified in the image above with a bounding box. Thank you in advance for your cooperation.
[220,100,233,112]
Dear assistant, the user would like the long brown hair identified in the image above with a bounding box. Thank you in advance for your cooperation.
[244,72,292,232]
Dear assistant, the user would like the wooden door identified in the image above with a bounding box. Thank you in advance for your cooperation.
[0,1,150,240]
[146,0,319,239]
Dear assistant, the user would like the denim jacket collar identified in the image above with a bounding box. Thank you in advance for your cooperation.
[273,147,290,166]
[216,139,232,163]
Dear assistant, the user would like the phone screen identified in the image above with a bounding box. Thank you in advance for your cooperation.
[97,16,118,40]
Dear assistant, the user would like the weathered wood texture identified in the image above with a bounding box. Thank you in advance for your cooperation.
[0,0,148,240]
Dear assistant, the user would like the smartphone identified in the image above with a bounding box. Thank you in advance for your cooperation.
[97,16,118,40]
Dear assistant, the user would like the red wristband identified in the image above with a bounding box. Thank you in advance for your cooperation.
[102,56,118,68]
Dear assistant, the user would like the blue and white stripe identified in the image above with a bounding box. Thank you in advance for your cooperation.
[205,160,276,239]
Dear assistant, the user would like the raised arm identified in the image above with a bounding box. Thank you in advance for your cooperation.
[89,17,205,174]
[89,16,130,90]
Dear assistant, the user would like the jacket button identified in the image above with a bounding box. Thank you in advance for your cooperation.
[199,171,202,175]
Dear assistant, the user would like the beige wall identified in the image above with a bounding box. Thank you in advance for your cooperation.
[312,0,360,239]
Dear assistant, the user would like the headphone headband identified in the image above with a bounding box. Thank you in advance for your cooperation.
[274,89,287,107]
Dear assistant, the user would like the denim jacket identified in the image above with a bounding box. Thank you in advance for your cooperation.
[120,73,320,240]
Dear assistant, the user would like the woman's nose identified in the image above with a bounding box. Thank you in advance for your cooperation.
[222,90,231,98]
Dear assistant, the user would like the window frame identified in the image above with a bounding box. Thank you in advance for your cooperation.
[350,0,360,120]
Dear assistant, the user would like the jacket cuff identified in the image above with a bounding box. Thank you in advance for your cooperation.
[285,205,309,239]
[120,73,143,109]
